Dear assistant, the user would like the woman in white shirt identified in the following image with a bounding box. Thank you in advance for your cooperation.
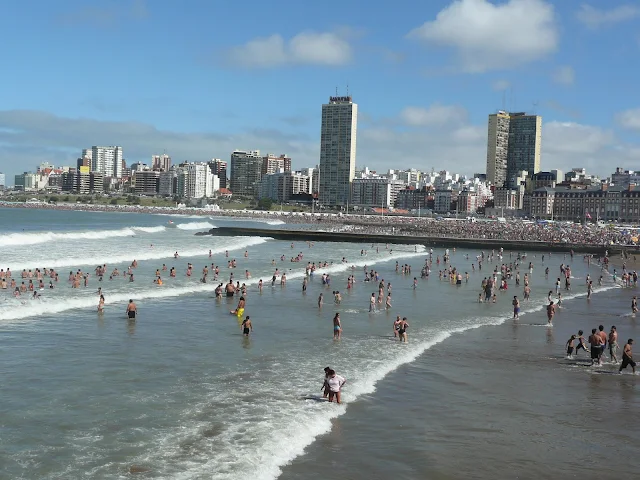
[326,369,346,404]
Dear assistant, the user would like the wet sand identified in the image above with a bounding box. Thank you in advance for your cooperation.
[279,283,640,480]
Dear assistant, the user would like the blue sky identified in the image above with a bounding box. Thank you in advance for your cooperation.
[1,0,639,182]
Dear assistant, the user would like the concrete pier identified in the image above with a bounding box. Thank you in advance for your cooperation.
[201,226,623,255]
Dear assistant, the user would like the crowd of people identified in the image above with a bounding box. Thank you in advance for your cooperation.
[3,233,637,411]
[3,201,640,247]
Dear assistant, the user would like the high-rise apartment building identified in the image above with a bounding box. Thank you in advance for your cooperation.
[505,113,542,188]
[0,172,5,189]
[158,170,177,196]
[319,95,358,206]
[486,111,542,188]
[230,150,262,197]
[486,111,510,187]
[208,159,228,189]
[133,169,160,195]
[262,154,292,175]
[175,163,217,199]
[91,146,123,178]
[152,154,171,172]
[299,167,317,194]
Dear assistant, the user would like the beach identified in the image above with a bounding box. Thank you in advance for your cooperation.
[1,200,638,250]
[1,207,638,479]
[280,279,640,480]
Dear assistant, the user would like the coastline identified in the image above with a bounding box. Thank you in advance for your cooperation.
[279,280,640,480]
[207,226,615,254]
[1,201,637,255]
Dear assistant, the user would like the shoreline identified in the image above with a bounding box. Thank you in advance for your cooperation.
[206,226,620,254]
[279,281,640,480]
[2,201,637,254]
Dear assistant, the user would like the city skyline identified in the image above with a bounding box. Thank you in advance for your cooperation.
[1,0,640,181]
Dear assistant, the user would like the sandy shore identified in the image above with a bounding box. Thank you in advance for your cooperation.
[2,201,637,251]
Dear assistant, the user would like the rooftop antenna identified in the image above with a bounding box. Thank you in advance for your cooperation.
[509,87,514,113]
[336,86,338,96]
[346,84,349,97]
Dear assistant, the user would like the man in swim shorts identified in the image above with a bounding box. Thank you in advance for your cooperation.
[566,335,576,357]
[512,296,520,319]
[225,280,235,297]
[241,316,252,336]
[619,339,636,374]
[609,326,619,363]
[126,299,137,319]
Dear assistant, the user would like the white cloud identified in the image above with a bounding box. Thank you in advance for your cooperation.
[616,108,640,130]
[492,79,511,91]
[576,4,640,30]
[551,65,575,85]
[543,121,615,155]
[399,105,468,127]
[225,31,352,68]
[407,0,558,72]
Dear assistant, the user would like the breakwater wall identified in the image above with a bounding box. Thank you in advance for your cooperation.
[201,226,627,255]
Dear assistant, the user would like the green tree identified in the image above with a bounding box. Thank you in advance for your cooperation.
[110,198,119,205]
[257,197,273,210]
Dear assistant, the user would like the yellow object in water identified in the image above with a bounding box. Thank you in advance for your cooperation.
[236,308,244,318]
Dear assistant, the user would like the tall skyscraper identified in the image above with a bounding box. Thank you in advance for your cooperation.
[230,150,262,197]
[152,154,171,172]
[486,111,510,187]
[319,95,358,206]
[486,111,542,188]
[91,146,123,178]
[505,113,542,188]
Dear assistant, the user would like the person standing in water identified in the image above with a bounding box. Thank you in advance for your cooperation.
[619,339,636,374]
[512,296,520,319]
[546,301,555,325]
[609,326,619,363]
[241,316,252,337]
[321,366,331,398]
[326,369,346,404]
[126,299,137,320]
[393,316,401,338]
[398,317,409,343]
[333,313,342,340]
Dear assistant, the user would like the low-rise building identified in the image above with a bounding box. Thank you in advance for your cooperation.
[258,171,310,203]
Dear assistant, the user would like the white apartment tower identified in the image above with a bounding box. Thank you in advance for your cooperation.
[91,146,123,178]
[319,95,358,206]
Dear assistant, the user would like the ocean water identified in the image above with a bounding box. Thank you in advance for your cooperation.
[0,208,622,479]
